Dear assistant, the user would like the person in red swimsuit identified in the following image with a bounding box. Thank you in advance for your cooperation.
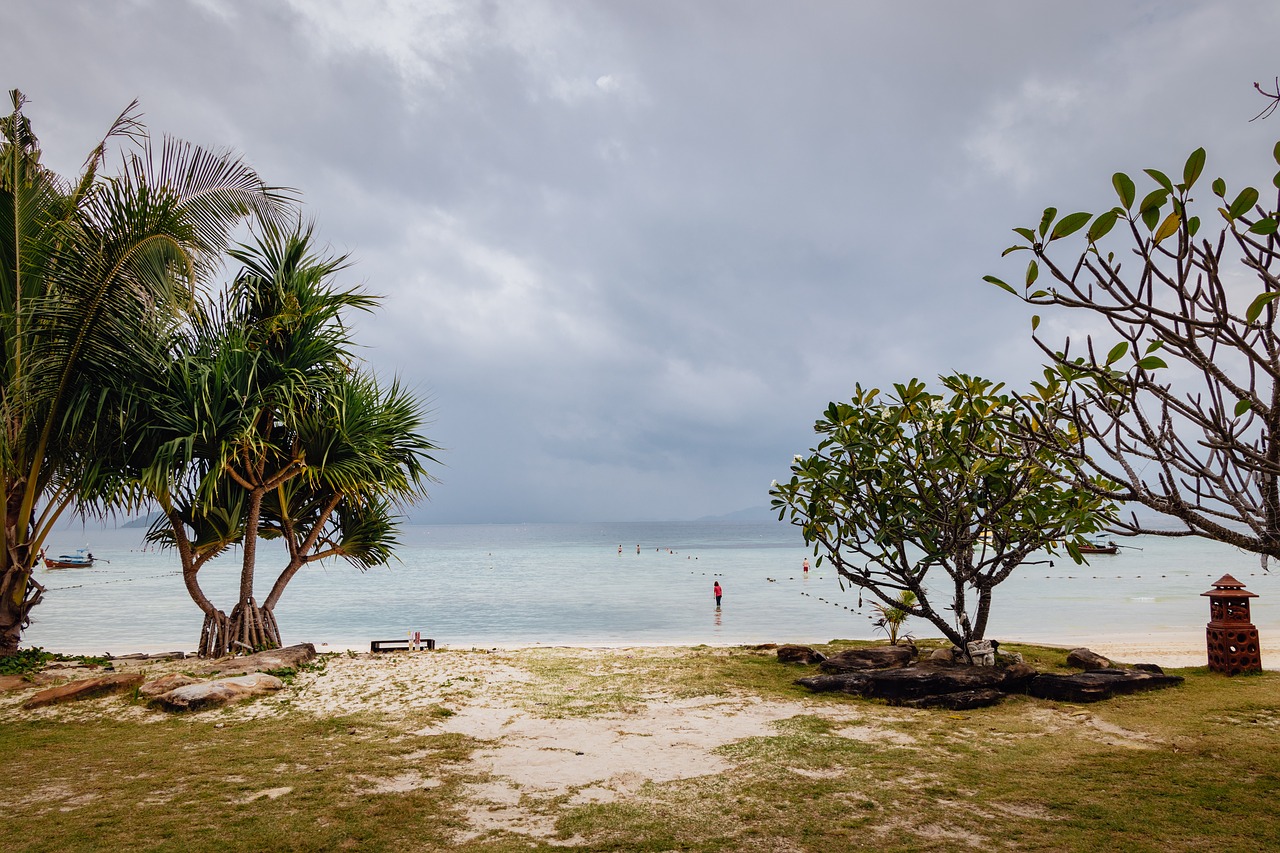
[713,581,722,607]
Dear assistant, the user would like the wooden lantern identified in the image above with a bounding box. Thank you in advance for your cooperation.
[1201,574,1262,675]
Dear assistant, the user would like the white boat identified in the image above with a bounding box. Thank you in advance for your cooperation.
[43,547,95,569]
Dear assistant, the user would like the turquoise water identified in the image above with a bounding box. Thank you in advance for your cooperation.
[23,521,1280,657]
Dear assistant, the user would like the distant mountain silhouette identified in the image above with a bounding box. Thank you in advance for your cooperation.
[695,505,781,523]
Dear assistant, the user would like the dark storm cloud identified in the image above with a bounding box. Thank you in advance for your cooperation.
[6,0,1279,521]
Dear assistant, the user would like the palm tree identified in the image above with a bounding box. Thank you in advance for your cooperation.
[256,371,437,645]
[140,224,436,656]
[0,89,291,654]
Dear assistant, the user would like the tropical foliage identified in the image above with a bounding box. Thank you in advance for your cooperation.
[771,374,1116,655]
[0,89,289,654]
[987,139,1280,561]
[134,225,438,656]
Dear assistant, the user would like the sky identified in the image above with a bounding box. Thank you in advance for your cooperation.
[6,1,1280,523]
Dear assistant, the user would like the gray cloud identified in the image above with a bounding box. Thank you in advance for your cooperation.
[7,0,1279,521]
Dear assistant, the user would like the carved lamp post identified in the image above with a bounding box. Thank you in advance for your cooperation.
[1201,574,1262,675]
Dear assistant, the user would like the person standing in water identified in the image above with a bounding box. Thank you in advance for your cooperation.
[803,558,809,573]
[713,581,723,607]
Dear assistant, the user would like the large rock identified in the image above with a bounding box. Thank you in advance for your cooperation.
[890,688,1007,710]
[21,673,144,709]
[196,643,317,676]
[799,661,1035,700]
[0,673,55,692]
[1065,648,1113,670]
[819,645,915,672]
[153,673,285,712]
[139,673,204,699]
[1026,669,1184,703]
[777,645,826,665]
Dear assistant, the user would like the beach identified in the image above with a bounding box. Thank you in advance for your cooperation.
[4,637,1279,851]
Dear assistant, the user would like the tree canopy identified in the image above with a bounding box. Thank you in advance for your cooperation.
[135,224,438,656]
[987,138,1280,561]
[0,89,290,654]
[771,374,1116,654]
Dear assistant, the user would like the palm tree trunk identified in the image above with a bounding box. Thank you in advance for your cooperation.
[1,487,43,655]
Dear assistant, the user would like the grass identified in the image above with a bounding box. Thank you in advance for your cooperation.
[1,641,1277,851]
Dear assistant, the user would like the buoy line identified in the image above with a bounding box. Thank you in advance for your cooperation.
[45,570,181,591]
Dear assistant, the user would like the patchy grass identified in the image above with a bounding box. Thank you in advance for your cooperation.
[1,642,1277,851]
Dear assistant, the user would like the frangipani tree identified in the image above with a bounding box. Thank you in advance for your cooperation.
[771,374,1116,655]
[0,90,289,654]
[987,139,1280,561]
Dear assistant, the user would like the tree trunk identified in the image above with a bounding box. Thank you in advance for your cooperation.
[198,597,281,657]
[1,497,42,655]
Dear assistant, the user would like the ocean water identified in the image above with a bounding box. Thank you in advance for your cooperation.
[23,521,1280,658]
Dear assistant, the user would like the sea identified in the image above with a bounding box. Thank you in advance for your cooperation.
[23,520,1280,659]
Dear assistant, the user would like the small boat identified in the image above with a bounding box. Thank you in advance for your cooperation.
[43,547,95,569]
[1077,539,1119,555]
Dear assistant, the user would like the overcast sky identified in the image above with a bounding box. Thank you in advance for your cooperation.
[7,1,1279,522]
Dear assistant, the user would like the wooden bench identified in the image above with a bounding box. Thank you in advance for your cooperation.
[370,638,436,653]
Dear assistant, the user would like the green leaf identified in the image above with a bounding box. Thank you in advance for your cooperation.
[1137,356,1167,370]
[1273,170,1280,190]
[1152,212,1180,243]
[1235,399,1252,417]
[1038,207,1058,238]
[983,275,1017,295]
[1274,140,1280,166]
[1245,290,1280,324]
[1012,227,1036,242]
[1138,188,1169,214]
[1249,218,1278,235]
[1144,168,1173,192]
[1031,314,1041,331]
[1113,172,1136,209]
[1183,148,1206,188]
[1026,260,1039,287]
[1212,177,1226,197]
[1188,215,1201,237]
[1050,211,1092,241]
[1086,210,1119,243]
[1111,171,1131,207]
[1144,340,1164,353]
[1002,245,1028,257]
[1141,205,1160,231]
[1229,187,1260,219]
[1105,341,1129,365]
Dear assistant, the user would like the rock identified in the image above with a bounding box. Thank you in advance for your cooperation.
[153,673,285,712]
[929,648,958,663]
[196,643,316,676]
[110,651,187,661]
[1025,669,1184,703]
[139,673,204,698]
[1066,648,1113,670]
[890,688,1007,710]
[819,645,915,672]
[0,673,55,692]
[777,644,826,665]
[1132,663,1165,674]
[21,673,144,709]
[800,661,1032,700]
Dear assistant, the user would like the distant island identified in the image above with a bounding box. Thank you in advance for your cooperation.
[695,505,780,523]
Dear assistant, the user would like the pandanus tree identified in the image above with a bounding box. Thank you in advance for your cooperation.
[771,374,1116,655]
[0,89,289,654]
[139,224,436,656]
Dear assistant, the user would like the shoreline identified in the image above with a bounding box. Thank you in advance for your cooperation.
[26,634,1277,670]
